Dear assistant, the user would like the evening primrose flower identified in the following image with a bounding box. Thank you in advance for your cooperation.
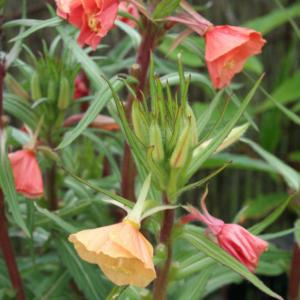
[182,189,268,272]
[56,0,119,50]
[68,175,177,287]
[69,220,156,287]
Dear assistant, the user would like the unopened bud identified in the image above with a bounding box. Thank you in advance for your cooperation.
[170,121,192,169]
[186,104,198,146]
[132,100,149,144]
[5,74,30,101]
[149,121,164,162]
[30,72,42,101]
[47,80,56,102]
[193,123,249,157]
[57,77,70,110]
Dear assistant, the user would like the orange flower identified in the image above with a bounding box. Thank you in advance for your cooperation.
[8,149,44,199]
[117,1,139,28]
[205,25,266,89]
[56,0,119,50]
[69,220,156,287]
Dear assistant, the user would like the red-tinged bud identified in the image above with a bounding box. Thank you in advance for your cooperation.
[8,150,44,199]
[183,190,268,272]
[117,1,140,28]
[73,72,90,112]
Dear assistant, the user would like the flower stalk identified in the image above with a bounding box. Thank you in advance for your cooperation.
[0,10,26,298]
[153,194,175,300]
[121,14,158,201]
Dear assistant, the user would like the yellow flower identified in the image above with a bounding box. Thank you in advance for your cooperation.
[68,220,156,287]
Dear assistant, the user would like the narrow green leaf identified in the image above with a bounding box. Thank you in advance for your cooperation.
[55,237,110,300]
[9,17,62,42]
[115,20,141,49]
[4,93,38,129]
[182,229,283,300]
[61,165,133,208]
[179,267,213,300]
[187,76,263,179]
[242,138,300,191]
[0,134,29,236]
[152,0,181,19]
[34,203,77,234]
[249,194,292,235]
[57,78,124,149]
[245,3,300,35]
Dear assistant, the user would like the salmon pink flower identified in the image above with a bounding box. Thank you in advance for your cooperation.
[205,25,266,89]
[56,0,119,50]
[8,149,44,199]
[69,220,156,287]
[117,1,139,28]
[183,190,268,272]
[168,2,266,89]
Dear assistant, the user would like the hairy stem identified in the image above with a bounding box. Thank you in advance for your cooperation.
[121,16,158,201]
[153,194,175,300]
[289,243,300,300]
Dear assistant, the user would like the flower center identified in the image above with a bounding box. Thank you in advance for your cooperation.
[224,59,236,70]
[87,15,101,32]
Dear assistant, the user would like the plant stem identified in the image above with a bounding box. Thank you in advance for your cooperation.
[46,162,58,211]
[120,16,158,201]
[0,10,26,299]
[289,243,300,300]
[153,194,175,300]
[0,192,26,300]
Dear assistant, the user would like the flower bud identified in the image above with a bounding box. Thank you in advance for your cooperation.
[57,76,70,110]
[47,79,56,102]
[132,100,149,144]
[170,121,192,169]
[149,121,164,162]
[30,71,42,101]
[185,104,198,146]
[5,74,30,102]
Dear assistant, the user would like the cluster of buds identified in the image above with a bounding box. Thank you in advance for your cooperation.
[131,66,197,196]
[28,55,76,113]
[129,58,247,198]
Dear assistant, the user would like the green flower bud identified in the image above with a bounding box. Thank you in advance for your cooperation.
[5,74,29,102]
[30,72,42,101]
[47,79,56,102]
[186,104,198,146]
[149,121,164,162]
[57,77,70,110]
[132,100,149,144]
[170,120,192,169]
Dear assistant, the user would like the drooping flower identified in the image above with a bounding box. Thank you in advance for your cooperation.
[182,190,268,272]
[69,220,156,287]
[205,25,266,89]
[8,149,44,199]
[56,0,119,50]
[117,1,139,28]
[168,2,266,89]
